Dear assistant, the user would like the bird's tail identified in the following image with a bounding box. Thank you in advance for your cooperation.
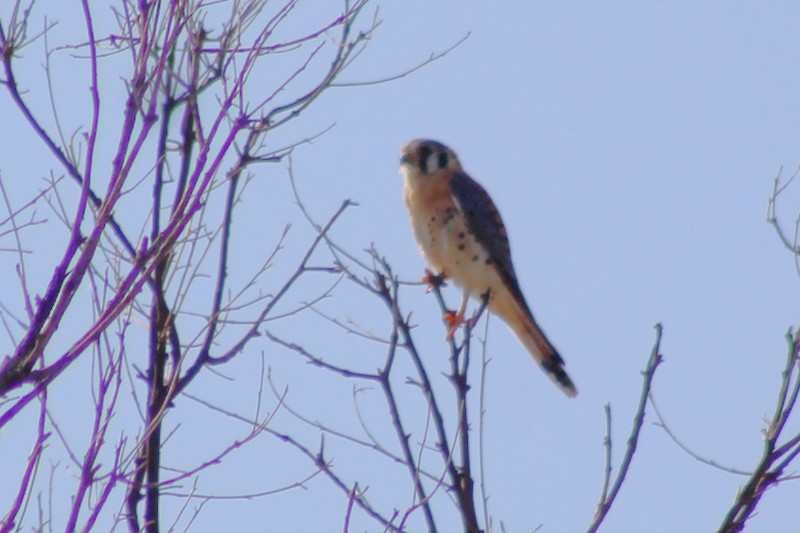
[500,300,578,398]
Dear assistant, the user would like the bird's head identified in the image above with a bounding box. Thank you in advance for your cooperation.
[400,139,462,177]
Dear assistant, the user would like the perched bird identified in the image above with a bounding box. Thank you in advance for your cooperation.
[400,139,577,397]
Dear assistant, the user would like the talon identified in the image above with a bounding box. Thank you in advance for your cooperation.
[422,269,447,292]
[444,310,464,340]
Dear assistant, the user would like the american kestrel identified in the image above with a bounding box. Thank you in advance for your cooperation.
[400,139,577,397]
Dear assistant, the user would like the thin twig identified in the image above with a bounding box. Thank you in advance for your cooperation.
[717,328,800,532]
[650,394,751,476]
[588,323,664,533]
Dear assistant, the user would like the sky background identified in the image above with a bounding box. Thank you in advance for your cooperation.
[2,1,800,532]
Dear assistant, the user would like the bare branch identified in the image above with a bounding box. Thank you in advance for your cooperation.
[718,328,800,532]
[588,323,664,532]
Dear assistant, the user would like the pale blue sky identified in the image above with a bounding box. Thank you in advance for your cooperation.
[2,2,800,532]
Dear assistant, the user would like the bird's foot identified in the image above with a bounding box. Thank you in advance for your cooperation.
[445,310,482,340]
[444,310,466,340]
[444,311,460,340]
[423,269,447,293]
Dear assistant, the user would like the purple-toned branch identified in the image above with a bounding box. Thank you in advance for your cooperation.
[1,387,49,528]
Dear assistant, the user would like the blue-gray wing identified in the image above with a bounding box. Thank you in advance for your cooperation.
[448,172,529,313]
[449,172,576,395]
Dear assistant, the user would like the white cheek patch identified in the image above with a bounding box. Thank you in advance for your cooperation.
[426,152,442,173]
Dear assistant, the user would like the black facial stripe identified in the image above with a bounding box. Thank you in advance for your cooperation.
[437,151,448,169]
[418,146,432,173]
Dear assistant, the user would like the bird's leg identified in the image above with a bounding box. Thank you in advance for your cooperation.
[447,290,490,339]
[422,269,447,293]
[445,291,470,340]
